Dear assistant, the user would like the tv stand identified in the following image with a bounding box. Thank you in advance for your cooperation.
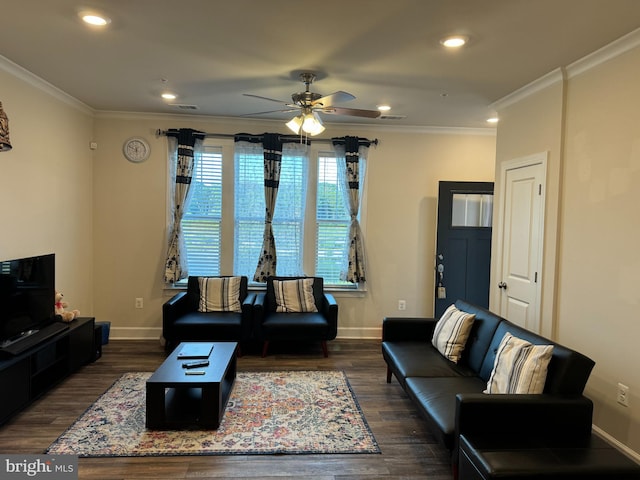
[0,317,95,425]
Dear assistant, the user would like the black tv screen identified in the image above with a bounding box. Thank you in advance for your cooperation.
[0,253,55,345]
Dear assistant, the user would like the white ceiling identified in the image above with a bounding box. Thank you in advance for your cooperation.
[2,0,640,129]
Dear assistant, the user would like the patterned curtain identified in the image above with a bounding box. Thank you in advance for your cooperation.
[164,128,205,283]
[235,133,284,283]
[333,136,370,284]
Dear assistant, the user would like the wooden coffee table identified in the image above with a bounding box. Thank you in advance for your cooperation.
[146,341,237,429]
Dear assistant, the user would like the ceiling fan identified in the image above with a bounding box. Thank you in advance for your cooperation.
[243,72,381,136]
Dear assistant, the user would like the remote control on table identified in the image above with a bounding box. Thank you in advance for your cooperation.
[182,360,209,369]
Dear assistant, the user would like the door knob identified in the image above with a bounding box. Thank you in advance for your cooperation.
[498,282,508,290]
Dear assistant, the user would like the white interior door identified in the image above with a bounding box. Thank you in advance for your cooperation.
[496,153,546,332]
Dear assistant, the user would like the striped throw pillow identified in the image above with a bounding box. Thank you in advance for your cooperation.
[197,276,242,313]
[484,332,554,394]
[431,304,476,363]
[273,278,318,313]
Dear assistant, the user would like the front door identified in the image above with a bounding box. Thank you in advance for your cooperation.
[434,181,494,319]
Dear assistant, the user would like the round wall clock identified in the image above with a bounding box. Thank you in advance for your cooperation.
[123,137,151,163]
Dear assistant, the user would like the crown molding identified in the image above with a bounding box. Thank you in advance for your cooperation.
[490,68,565,112]
[0,54,94,116]
[491,26,640,112]
[95,110,496,136]
[566,27,640,78]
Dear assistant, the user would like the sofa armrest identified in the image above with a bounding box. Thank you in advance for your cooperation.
[455,393,594,439]
[382,317,437,342]
[322,293,339,339]
[242,292,257,311]
[162,291,189,331]
[253,292,266,308]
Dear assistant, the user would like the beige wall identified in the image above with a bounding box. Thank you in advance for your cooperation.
[493,44,640,455]
[492,73,565,339]
[561,46,640,453]
[91,114,496,339]
[0,61,94,313]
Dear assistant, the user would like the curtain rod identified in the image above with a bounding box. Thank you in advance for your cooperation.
[155,129,378,146]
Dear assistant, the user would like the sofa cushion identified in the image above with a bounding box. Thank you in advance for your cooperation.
[273,278,318,313]
[383,342,477,388]
[453,300,503,374]
[459,433,640,479]
[197,276,242,312]
[261,312,328,339]
[432,304,476,363]
[484,332,553,394]
[172,311,242,340]
[405,376,487,450]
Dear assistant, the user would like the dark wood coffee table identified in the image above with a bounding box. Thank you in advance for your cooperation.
[146,341,237,429]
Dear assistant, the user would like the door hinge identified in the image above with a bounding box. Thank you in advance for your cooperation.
[538,184,542,195]
[535,272,538,283]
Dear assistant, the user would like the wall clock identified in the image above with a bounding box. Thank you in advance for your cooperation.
[123,137,151,163]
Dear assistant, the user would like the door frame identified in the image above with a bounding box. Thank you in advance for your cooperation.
[492,152,547,331]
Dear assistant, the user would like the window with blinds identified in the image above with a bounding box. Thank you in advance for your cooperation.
[316,153,351,286]
[174,142,362,289]
[180,145,222,277]
[234,144,307,279]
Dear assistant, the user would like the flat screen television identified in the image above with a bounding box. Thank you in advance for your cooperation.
[0,253,56,348]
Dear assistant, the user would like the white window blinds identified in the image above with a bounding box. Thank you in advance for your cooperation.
[180,145,222,276]
[316,153,351,285]
[234,142,308,280]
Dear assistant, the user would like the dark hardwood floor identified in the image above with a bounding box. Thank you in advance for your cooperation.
[0,339,454,479]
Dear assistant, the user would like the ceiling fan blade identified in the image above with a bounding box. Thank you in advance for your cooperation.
[241,108,300,116]
[243,93,290,104]
[312,91,355,107]
[321,106,381,118]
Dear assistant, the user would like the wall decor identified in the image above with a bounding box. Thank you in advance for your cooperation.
[123,137,150,163]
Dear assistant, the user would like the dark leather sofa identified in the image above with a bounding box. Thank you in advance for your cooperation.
[382,299,599,475]
[162,276,256,352]
[253,276,338,357]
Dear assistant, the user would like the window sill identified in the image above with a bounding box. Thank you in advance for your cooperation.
[163,283,367,297]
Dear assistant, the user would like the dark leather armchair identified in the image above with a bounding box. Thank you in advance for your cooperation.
[253,276,338,357]
[162,276,255,352]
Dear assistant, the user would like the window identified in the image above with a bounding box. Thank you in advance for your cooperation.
[234,142,308,278]
[174,140,364,288]
[180,145,222,276]
[451,193,493,227]
[316,153,351,286]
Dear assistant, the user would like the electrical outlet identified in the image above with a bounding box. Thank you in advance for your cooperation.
[398,300,406,311]
[617,382,629,407]
[135,297,144,309]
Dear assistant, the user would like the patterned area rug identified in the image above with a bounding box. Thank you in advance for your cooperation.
[46,370,379,457]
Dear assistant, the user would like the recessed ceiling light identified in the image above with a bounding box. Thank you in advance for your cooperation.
[161,93,177,100]
[377,105,391,112]
[79,11,111,26]
[440,36,467,48]
[487,117,499,124]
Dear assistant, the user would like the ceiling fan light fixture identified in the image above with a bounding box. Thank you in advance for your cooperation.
[302,112,325,136]
[286,115,303,134]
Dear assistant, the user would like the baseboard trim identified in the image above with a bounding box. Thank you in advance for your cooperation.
[111,327,162,341]
[110,326,382,341]
[336,326,381,340]
[592,424,640,463]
